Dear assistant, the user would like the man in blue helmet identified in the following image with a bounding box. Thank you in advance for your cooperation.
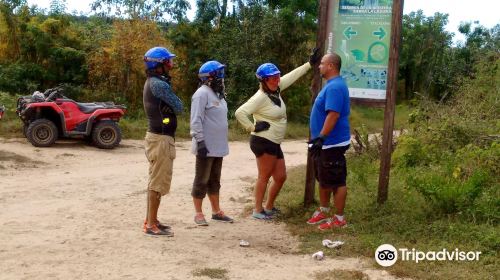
[235,48,321,220]
[142,46,184,236]
[307,53,351,230]
[190,60,233,226]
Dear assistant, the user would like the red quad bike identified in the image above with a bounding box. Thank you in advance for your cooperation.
[16,86,126,149]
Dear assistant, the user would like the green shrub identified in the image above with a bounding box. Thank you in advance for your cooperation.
[400,141,499,222]
[0,63,45,94]
[279,164,500,280]
[407,169,489,215]
[394,52,499,223]
[0,92,23,136]
[393,135,430,168]
[455,142,500,177]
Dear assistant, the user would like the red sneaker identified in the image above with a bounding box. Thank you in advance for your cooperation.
[307,209,329,225]
[318,217,347,230]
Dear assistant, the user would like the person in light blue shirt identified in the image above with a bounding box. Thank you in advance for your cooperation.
[190,60,233,226]
[307,53,351,230]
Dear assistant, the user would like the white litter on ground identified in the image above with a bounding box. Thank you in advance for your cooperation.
[312,251,324,260]
[322,239,344,248]
[239,240,250,247]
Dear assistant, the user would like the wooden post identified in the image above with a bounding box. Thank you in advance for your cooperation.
[377,0,404,204]
[304,0,330,207]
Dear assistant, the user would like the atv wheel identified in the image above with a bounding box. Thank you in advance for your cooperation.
[26,119,58,147]
[92,121,121,149]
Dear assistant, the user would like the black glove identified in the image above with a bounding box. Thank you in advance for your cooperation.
[309,47,321,66]
[254,121,270,133]
[197,141,209,157]
[308,135,326,159]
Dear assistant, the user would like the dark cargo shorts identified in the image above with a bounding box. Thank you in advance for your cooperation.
[314,145,350,189]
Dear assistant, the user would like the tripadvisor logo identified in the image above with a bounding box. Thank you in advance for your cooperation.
[375,244,398,267]
[375,244,482,267]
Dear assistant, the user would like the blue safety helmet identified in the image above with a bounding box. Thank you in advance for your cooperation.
[198,60,225,81]
[255,63,281,80]
[144,47,176,70]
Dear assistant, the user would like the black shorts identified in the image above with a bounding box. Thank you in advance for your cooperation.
[249,135,284,159]
[314,145,350,189]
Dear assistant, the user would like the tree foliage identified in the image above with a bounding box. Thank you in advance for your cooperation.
[400,11,499,101]
[169,0,318,119]
[0,2,497,116]
[394,51,499,222]
[87,19,173,109]
[90,0,191,22]
[0,6,86,92]
[0,1,23,61]
[400,11,454,100]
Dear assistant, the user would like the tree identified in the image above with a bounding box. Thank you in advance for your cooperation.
[399,11,453,100]
[456,22,499,78]
[87,19,173,110]
[0,8,88,93]
[91,0,191,22]
[49,0,66,15]
[0,0,25,61]
[170,1,317,120]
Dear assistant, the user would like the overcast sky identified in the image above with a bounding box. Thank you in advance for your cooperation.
[27,0,499,42]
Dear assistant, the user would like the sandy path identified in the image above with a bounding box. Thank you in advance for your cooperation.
[0,137,399,280]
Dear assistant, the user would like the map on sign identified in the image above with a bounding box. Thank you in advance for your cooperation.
[326,0,393,99]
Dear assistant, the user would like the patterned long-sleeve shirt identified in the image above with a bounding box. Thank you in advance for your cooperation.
[150,77,183,114]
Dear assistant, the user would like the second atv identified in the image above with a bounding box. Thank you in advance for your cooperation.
[17,87,126,149]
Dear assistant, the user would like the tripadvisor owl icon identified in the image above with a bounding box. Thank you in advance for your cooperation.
[375,244,398,267]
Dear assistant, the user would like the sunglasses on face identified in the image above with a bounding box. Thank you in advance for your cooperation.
[265,74,280,81]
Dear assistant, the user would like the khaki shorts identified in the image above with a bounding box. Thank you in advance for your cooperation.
[144,132,176,196]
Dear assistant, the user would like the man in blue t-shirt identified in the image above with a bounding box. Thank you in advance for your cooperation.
[307,53,351,230]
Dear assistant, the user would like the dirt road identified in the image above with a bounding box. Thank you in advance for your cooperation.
[0,137,398,279]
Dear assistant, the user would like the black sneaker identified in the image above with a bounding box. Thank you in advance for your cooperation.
[143,220,171,231]
[144,225,174,237]
[156,222,171,231]
[264,207,281,216]
[211,211,234,223]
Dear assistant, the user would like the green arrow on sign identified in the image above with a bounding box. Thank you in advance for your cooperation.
[343,26,358,40]
[351,49,365,61]
[373,27,386,40]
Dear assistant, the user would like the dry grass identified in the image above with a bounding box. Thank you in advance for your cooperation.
[192,268,229,280]
[314,269,369,280]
